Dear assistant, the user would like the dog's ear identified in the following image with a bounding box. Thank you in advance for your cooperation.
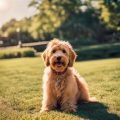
[42,49,50,66]
[65,42,77,67]
[69,47,77,67]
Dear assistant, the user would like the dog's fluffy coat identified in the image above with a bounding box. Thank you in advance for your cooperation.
[41,39,96,112]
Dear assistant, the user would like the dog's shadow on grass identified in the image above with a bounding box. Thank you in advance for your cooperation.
[68,102,120,120]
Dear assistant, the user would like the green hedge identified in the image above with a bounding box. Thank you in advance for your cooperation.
[0,47,36,59]
[75,43,120,61]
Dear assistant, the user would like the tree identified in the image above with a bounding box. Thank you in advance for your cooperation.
[29,0,104,44]
[29,0,68,40]
[0,18,33,45]
[100,0,120,30]
[0,0,119,46]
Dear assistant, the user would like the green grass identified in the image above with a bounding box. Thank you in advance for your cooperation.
[0,58,120,120]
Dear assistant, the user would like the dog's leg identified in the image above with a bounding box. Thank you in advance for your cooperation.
[60,88,77,113]
[41,94,57,112]
[61,96,77,113]
[75,76,97,102]
[41,84,57,112]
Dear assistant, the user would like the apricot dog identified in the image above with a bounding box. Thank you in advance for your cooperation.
[41,38,96,112]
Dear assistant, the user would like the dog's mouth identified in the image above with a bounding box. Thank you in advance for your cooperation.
[54,61,65,67]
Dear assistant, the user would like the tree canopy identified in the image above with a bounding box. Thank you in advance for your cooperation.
[0,0,120,46]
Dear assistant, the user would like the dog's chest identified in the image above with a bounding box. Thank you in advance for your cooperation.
[54,76,66,98]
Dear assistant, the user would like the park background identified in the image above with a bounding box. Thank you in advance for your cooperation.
[0,0,120,120]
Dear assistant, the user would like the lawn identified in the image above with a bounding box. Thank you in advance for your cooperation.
[0,57,120,120]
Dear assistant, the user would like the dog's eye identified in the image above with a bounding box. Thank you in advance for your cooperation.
[52,50,56,53]
[62,50,66,53]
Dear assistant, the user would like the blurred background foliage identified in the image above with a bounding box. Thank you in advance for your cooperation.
[0,0,120,47]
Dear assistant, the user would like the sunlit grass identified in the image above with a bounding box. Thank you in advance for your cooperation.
[0,58,120,120]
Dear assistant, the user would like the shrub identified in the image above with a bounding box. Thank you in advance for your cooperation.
[75,43,120,61]
[0,47,36,59]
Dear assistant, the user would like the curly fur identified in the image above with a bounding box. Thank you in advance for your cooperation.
[41,38,96,113]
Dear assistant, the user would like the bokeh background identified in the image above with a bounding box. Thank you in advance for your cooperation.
[0,1,120,120]
[0,0,120,60]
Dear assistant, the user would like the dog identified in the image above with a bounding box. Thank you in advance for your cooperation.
[41,38,96,113]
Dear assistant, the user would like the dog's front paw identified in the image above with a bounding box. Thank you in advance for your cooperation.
[64,107,76,113]
[40,109,50,113]
[88,97,98,102]
[61,105,77,113]
[40,107,51,113]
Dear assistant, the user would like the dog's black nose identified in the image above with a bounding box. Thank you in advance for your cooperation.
[57,56,61,61]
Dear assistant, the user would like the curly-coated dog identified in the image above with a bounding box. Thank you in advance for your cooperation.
[41,38,96,113]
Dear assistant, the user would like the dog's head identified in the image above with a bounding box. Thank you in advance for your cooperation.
[42,38,77,72]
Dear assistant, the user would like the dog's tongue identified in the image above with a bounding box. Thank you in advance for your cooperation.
[56,62,62,66]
